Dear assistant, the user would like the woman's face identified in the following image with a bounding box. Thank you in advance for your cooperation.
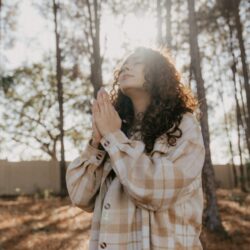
[118,53,146,94]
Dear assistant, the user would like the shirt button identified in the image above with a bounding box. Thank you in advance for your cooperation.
[100,242,107,248]
[104,203,110,209]
[104,140,110,147]
[96,153,102,159]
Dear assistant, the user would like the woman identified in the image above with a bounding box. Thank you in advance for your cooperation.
[66,46,205,249]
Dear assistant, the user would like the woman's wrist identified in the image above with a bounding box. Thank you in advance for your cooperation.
[90,138,100,149]
[90,138,106,151]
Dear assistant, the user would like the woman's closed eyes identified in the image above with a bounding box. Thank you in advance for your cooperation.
[120,61,143,73]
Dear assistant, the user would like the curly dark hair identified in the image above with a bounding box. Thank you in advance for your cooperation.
[108,46,200,154]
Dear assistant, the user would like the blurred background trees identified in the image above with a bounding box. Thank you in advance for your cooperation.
[0,0,249,233]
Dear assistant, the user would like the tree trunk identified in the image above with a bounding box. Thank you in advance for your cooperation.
[232,0,250,156]
[213,31,238,188]
[187,0,225,233]
[165,0,172,49]
[0,1,2,44]
[231,58,246,191]
[235,101,246,192]
[53,0,67,196]
[228,21,247,192]
[86,0,103,98]
[218,85,238,187]
[156,0,163,46]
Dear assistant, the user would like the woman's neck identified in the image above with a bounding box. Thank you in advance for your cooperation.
[129,91,151,120]
[133,111,145,126]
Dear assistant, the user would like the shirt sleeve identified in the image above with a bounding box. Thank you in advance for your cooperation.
[66,139,107,212]
[99,119,205,211]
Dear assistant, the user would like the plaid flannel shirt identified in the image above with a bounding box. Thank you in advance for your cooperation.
[66,112,205,250]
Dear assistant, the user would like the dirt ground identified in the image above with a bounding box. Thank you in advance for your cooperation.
[0,189,249,250]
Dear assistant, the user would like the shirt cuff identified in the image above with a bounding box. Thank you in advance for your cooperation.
[100,129,131,150]
[80,139,107,166]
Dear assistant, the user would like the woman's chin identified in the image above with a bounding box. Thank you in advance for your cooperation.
[120,84,134,93]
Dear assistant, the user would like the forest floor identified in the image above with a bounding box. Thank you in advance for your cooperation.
[0,188,249,250]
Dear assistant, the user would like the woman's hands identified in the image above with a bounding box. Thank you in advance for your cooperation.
[90,112,102,146]
[91,87,122,140]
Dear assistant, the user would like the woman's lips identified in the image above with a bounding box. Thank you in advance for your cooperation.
[122,74,134,80]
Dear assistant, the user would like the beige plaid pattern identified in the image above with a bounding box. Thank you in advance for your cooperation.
[66,112,205,249]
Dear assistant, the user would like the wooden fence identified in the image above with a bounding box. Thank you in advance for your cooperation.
[0,160,248,196]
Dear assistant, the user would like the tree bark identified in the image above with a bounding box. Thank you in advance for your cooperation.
[156,0,163,46]
[53,0,67,196]
[227,17,247,191]
[213,24,238,188]
[217,82,238,187]
[165,0,172,49]
[86,0,103,98]
[219,0,250,156]
[232,0,250,156]
[187,0,225,232]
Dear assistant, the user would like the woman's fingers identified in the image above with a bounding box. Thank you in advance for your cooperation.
[92,98,100,113]
[97,89,110,115]
[97,91,104,114]
[96,87,117,121]
[102,92,112,114]
[91,103,102,139]
[102,91,113,113]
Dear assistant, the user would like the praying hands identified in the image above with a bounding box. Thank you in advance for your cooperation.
[91,87,122,142]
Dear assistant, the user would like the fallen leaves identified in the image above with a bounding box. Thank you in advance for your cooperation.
[0,188,249,250]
